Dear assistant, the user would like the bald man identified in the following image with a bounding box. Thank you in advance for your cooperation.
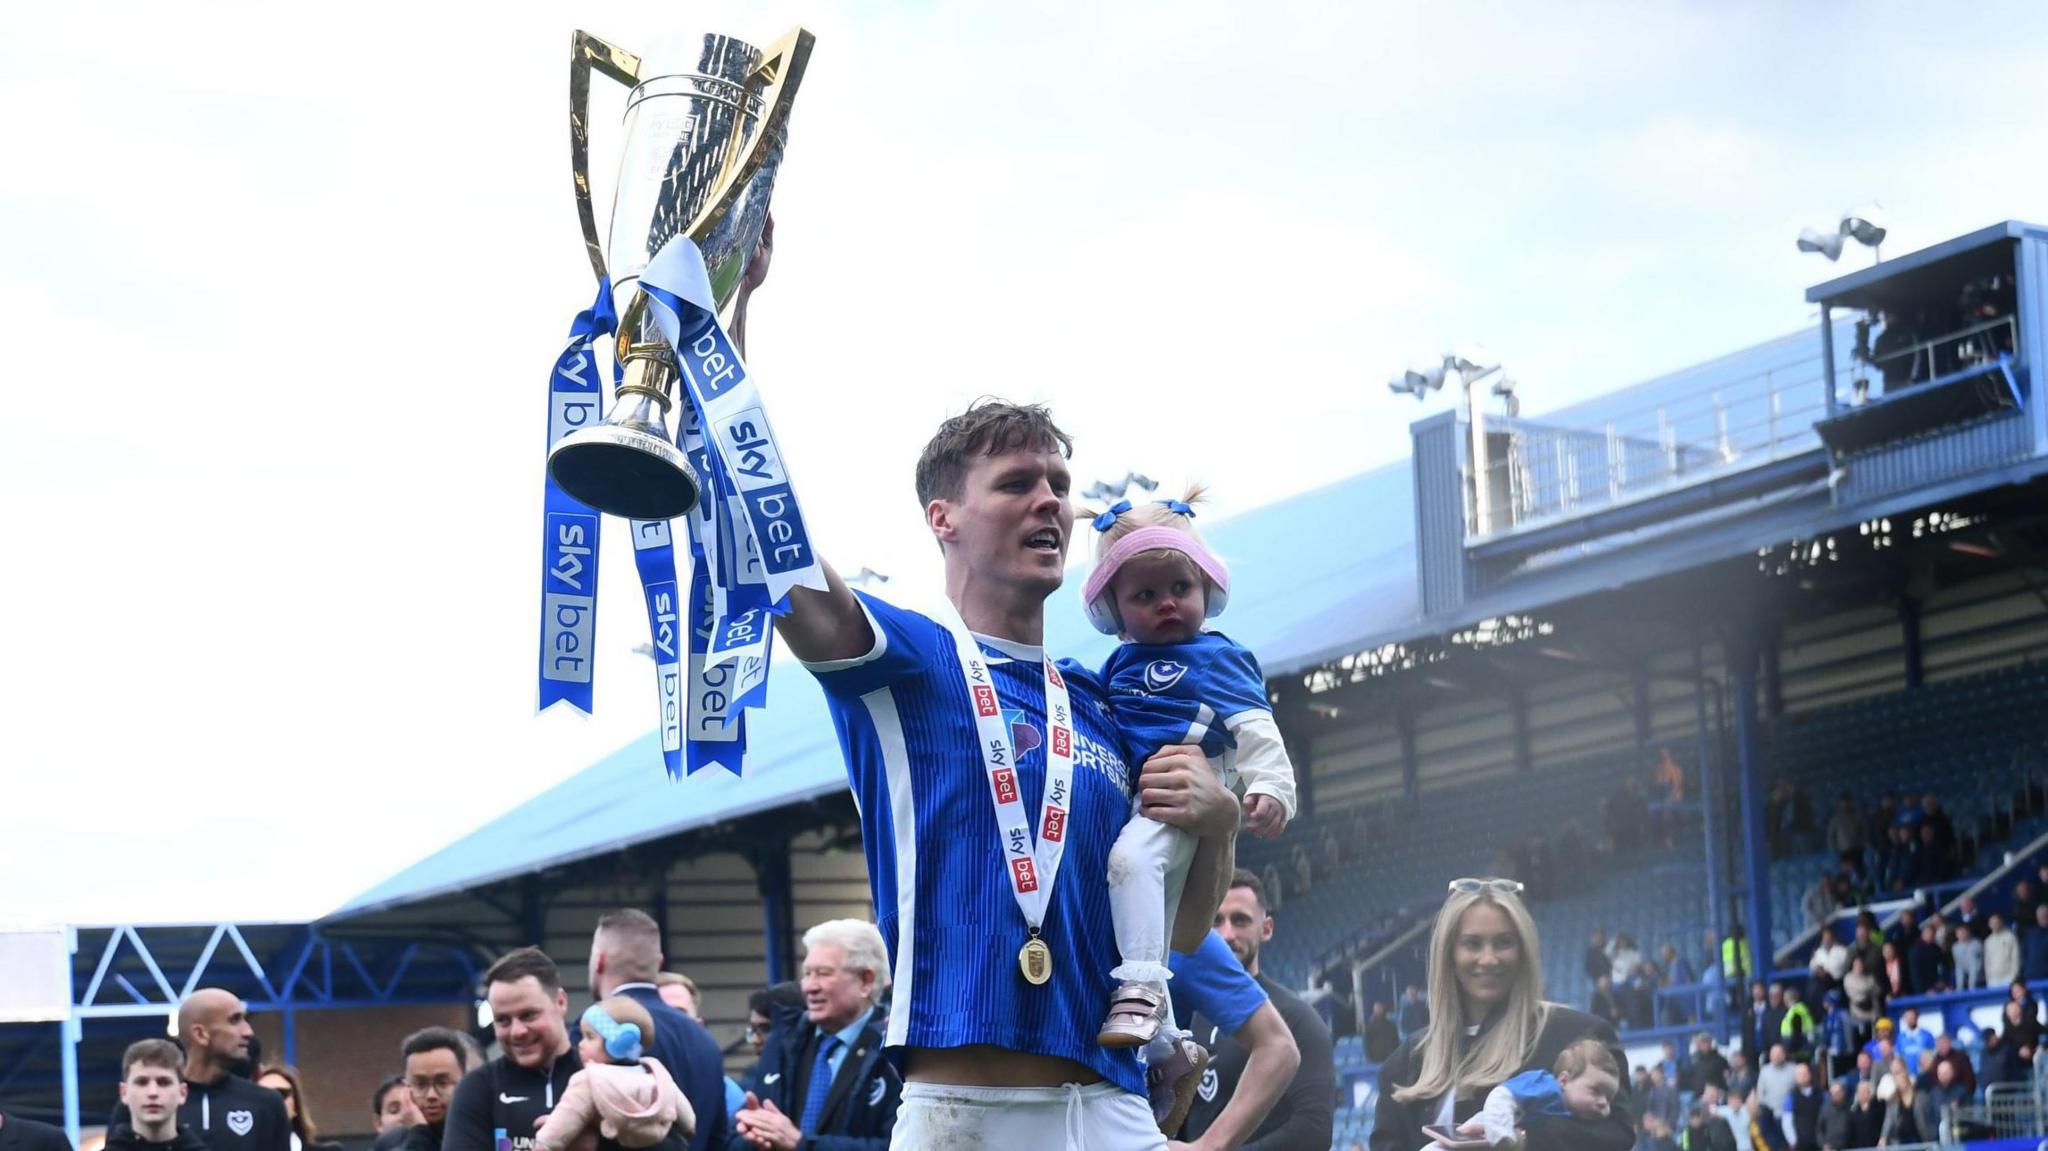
[109,989,290,1151]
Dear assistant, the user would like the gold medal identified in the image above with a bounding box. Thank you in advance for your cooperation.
[1019,936,1053,985]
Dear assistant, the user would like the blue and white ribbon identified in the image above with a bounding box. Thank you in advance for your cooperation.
[535,279,616,715]
[630,517,685,778]
[533,240,819,778]
[639,236,829,609]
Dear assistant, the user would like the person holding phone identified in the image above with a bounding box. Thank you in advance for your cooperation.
[1370,879,1635,1151]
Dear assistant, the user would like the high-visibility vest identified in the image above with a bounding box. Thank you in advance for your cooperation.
[1723,936,1752,979]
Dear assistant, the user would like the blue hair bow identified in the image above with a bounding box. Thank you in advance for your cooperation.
[1161,499,1195,518]
[1092,500,1131,532]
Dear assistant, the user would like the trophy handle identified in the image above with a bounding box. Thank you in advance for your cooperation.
[571,30,644,286]
[684,27,816,250]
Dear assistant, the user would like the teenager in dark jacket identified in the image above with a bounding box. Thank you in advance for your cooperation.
[1372,881,1634,1151]
[107,1040,210,1151]
[729,921,899,1151]
[108,990,290,1151]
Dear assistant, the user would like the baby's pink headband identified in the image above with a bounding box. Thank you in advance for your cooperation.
[1081,525,1231,636]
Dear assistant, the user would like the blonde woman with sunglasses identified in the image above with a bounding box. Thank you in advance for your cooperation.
[1371,879,1636,1150]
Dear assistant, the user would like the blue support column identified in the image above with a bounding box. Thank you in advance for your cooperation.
[1633,667,1654,749]
[1822,303,1840,418]
[60,1018,79,1150]
[1510,686,1533,773]
[282,1008,297,1065]
[1695,638,1727,1042]
[1901,598,1924,691]
[1398,708,1420,808]
[1731,629,1774,976]
[1760,625,1783,720]
[62,925,79,1148]
[756,837,795,984]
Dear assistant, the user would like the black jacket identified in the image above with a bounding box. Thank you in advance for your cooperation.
[615,985,731,1151]
[109,1074,289,1151]
[1180,974,1335,1151]
[728,1007,899,1151]
[1370,1005,1634,1151]
[0,1113,72,1151]
[443,1053,687,1151]
[102,1127,209,1151]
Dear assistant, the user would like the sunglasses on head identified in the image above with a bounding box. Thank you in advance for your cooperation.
[1448,877,1525,896]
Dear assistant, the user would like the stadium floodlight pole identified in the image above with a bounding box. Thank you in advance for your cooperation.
[1390,349,1508,536]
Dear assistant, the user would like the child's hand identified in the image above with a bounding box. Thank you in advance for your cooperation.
[1245,794,1286,838]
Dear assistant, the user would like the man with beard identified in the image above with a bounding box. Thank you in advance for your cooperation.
[1174,870,1333,1150]
[443,949,687,1151]
[108,989,289,1151]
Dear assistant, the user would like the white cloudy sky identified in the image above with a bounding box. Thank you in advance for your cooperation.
[3,1,2044,926]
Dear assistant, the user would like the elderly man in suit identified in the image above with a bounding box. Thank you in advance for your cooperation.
[731,920,900,1151]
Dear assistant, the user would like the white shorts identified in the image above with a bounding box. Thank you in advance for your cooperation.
[890,1081,1165,1151]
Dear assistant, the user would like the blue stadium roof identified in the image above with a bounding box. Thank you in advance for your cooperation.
[326,321,1866,919]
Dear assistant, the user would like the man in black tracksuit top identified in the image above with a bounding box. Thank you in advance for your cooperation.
[444,949,690,1151]
[108,989,290,1151]
[1178,873,1335,1151]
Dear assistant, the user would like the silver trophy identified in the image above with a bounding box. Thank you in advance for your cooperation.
[548,29,814,521]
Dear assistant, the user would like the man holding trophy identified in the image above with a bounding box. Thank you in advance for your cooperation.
[539,27,1242,1151]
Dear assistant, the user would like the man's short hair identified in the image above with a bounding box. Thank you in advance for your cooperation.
[801,919,892,993]
[655,971,698,997]
[1229,867,1269,912]
[400,1026,480,1069]
[913,398,1073,507]
[483,946,562,994]
[594,910,663,981]
[122,1039,184,1079]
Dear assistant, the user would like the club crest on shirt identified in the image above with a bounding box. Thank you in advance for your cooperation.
[868,1078,887,1107]
[1143,660,1188,694]
[1196,1066,1219,1102]
[226,1111,254,1137]
[1002,708,1043,755]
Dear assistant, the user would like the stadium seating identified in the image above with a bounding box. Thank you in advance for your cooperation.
[1259,661,2048,1019]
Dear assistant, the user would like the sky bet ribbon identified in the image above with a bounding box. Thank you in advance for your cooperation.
[638,236,829,609]
[536,278,616,715]
[630,518,686,779]
[636,236,828,774]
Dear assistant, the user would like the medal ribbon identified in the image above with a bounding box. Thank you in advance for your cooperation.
[535,279,616,714]
[932,603,1076,936]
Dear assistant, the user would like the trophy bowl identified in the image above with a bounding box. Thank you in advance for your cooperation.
[548,28,813,521]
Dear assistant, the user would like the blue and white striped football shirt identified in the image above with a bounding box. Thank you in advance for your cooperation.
[804,591,1145,1095]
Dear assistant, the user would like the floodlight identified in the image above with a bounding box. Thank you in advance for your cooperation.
[1450,344,1499,378]
[1840,203,1887,248]
[1797,227,1844,261]
[1387,373,1416,397]
[1491,375,1517,397]
[1403,359,1447,394]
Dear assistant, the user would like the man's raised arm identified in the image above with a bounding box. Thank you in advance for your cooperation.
[777,568,876,664]
[729,219,876,666]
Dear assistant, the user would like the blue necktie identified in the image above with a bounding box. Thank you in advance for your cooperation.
[799,1035,842,1134]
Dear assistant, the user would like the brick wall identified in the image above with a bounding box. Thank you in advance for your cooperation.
[250,1004,470,1139]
